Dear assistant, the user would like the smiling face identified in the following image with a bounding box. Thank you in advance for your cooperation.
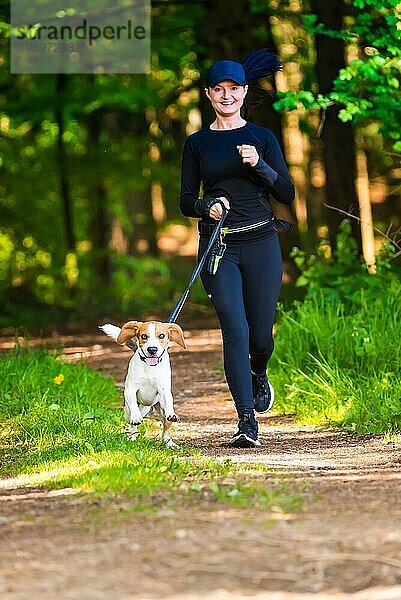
[117,321,187,366]
[137,322,170,360]
[205,80,248,117]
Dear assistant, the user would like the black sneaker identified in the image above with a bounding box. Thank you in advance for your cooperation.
[252,371,275,414]
[228,413,260,447]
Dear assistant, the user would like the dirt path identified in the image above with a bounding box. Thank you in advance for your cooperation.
[1,325,401,599]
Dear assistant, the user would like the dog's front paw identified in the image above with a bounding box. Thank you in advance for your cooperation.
[131,418,143,426]
[127,431,138,442]
[165,439,180,450]
[167,413,179,422]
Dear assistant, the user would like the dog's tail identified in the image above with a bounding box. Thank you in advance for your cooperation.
[99,323,121,342]
[99,324,137,352]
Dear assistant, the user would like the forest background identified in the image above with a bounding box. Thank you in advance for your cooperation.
[0,0,400,328]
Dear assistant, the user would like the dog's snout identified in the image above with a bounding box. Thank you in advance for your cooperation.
[147,346,158,356]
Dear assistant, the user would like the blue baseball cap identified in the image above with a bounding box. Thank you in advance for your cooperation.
[206,60,246,87]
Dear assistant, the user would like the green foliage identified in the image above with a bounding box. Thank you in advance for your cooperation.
[0,1,208,327]
[0,0,400,328]
[271,222,401,434]
[0,237,173,326]
[274,1,401,147]
[110,254,171,313]
[290,220,399,308]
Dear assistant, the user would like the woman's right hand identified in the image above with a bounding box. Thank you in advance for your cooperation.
[209,196,230,220]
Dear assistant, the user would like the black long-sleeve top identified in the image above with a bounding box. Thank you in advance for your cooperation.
[179,121,295,228]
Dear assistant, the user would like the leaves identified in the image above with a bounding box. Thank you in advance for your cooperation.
[290,219,400,309]
[278,1,401,148]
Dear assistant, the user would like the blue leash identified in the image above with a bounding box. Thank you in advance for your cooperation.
[167,208,228,324]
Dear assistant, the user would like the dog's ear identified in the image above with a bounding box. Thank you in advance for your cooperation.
[117,321,142,344]
[167,324,187,349]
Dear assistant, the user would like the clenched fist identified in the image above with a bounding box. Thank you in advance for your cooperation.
[237,144,259,167]
[209,196,230,220]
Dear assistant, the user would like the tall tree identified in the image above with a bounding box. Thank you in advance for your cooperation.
[84,107,113,286]
[311,0,359,251]
[274,0,401,255]
[55,74,75,254]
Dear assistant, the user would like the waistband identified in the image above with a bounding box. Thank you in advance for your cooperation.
[198,217,295,237]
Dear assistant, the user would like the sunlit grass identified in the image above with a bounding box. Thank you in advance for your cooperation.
[0,348,303,512]
[271,289,401,434]
[2,446,227,495]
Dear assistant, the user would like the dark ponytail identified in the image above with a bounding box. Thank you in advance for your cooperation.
[241,48,282,118]
[242,48,282,83]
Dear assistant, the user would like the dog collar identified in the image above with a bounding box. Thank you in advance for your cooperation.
[138,347,166,366]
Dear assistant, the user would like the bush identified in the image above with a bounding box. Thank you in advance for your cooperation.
[271,221,401,433]
[291,220,399,309]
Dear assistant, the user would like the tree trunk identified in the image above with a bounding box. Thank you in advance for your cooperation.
[86,108,113,286]
[355,137,375,271]
[124,94,158,257]
[55,74,75,253]
[312,0,360,253]
[126,188,159,257]
[255,12,300,255]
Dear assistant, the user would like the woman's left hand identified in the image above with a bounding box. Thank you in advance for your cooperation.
[237,144,259,167]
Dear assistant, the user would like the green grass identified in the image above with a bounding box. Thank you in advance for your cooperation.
[0,348,302,512]
[271,285,401,434]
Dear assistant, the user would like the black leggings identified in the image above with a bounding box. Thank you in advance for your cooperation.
[198,226,282,416]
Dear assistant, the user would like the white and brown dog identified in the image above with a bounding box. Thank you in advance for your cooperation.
[100,321,187,449]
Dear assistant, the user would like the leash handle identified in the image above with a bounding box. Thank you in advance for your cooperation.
[167,208,228,323]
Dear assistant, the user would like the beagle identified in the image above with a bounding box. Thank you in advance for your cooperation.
[100,321,187,449]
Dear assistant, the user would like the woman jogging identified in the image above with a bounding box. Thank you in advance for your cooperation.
[179,49,295,447]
